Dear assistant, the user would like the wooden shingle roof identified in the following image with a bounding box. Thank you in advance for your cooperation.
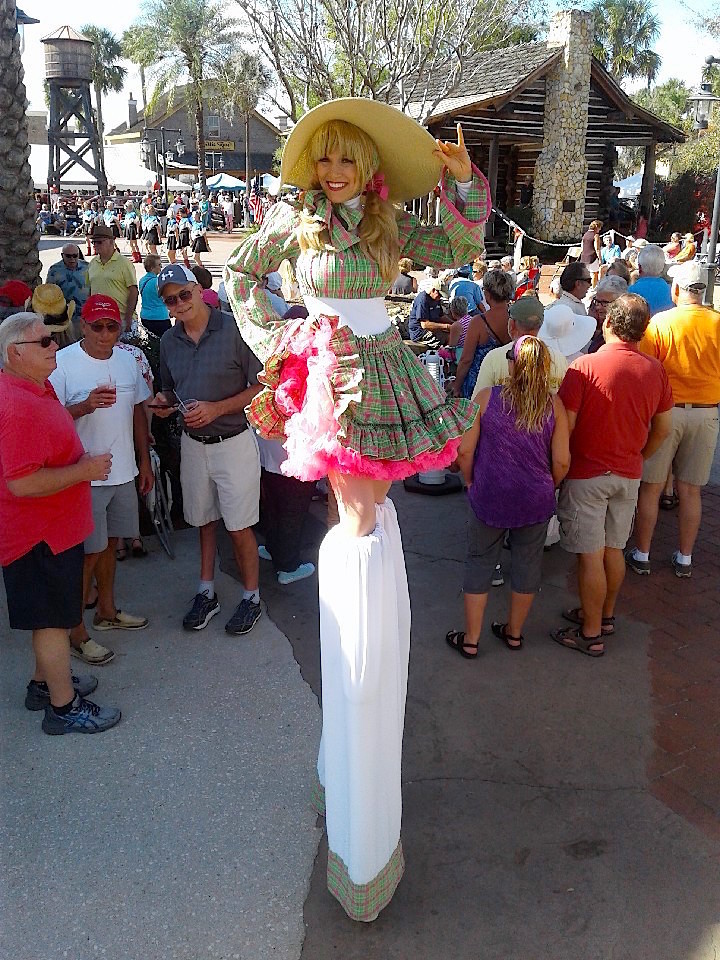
[399,41,561,122]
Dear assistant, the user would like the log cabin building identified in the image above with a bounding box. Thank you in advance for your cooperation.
[404,10,685,244]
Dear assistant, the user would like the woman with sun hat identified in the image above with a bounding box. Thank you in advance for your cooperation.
[224,98,491,921]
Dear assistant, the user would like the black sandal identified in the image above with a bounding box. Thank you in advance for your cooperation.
[445,630,479,659]
[550,625,604,657]
[491,622,523,650]
[131,537,148,557]
[659,493,679,511]
[562,607,615,636]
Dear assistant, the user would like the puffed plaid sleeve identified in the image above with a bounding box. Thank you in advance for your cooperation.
[223,200,302,363]
[397,166,491,268]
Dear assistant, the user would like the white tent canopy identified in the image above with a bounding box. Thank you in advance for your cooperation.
[31,142,187,191]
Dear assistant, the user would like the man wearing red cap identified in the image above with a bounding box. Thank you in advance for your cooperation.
[49,294,153,665]
[0,280,33,322]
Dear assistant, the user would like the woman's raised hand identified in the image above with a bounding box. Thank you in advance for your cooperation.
[433,123,472,183]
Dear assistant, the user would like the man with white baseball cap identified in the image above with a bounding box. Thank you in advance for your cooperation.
[626,259,720,579]
[538,302,595,362]
[153,264,264,634]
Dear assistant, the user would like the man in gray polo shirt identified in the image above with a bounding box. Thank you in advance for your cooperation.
[153,264,263,634]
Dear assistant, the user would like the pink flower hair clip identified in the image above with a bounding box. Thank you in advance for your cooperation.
[363,172,389,202]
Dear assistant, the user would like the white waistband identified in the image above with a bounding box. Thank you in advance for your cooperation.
[302,295,390,336]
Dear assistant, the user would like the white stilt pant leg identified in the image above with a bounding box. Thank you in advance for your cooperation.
[316,511,409,921]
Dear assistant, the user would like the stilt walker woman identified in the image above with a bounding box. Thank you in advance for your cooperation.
[224,99,491,922]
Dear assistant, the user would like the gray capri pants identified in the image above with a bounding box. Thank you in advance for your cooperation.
[464,510,550,594]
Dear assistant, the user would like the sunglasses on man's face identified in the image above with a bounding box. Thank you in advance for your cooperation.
[162,288,194,307]
[63,253,79,259]
[17,335,56,348]
[86,321,121,333]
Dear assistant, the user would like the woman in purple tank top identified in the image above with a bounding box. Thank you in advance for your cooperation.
[446,337,570,656]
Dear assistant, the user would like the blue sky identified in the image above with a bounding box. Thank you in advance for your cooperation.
[20,0,719,129]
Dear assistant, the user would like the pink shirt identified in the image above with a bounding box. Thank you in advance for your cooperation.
[202,289,220,308]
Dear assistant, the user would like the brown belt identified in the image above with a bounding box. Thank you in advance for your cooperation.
[674,403,718,409]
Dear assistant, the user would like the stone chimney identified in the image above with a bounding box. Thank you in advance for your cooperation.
[128,93,138,130]
[532,9,593,241]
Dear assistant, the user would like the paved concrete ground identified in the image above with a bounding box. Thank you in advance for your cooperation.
[24,234,720,957]
[238,467,720,959]
[0,530,321,960]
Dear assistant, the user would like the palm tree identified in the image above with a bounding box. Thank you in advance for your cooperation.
[81,25,127,169]
[126,0,241,192]
[122,25,153,111]
[212,52,272,225]
[590,0,661,88]
[1,0,40,286]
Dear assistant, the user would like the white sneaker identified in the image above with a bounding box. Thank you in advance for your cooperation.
[71,637,115,665]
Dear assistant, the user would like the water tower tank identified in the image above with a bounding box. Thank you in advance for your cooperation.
[42,26,92,87]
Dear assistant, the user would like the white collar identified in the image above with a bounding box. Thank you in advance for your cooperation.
[344,195,363,210]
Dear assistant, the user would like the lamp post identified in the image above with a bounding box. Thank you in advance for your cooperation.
[140,127,184,204]
[693,56,720,307]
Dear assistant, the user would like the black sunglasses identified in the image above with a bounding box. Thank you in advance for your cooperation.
[63,253,79,259]
[86,321,121,332]
[17,335,56,348]
[162,288,194,307]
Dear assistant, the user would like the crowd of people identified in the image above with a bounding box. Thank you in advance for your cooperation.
[2,103,719,925]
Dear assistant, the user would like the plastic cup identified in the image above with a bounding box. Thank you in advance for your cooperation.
[179,398,199,415]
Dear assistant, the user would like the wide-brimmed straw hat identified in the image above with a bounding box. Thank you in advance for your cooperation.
[538,303,595,358]
[280,98,444,204]
[26,284,74,331]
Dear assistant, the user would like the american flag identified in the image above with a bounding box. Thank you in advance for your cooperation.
[248,176,264,226]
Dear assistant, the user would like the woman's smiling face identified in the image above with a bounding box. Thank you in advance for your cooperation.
[315,147,361,205]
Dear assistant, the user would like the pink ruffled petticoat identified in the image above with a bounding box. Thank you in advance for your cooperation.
[248,314,475,483]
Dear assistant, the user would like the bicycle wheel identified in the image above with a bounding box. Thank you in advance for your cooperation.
[152,468,175,558]
[146,450,175,558]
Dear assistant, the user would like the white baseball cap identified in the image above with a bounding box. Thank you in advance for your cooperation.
[668,260,707,290]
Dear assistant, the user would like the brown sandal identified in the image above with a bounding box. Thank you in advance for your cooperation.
[551,625,604,657]
[562,607,615,636]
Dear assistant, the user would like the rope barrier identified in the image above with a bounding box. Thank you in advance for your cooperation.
[493,206,636,249]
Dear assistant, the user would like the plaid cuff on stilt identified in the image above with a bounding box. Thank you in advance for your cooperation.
[310,779,326,817]
[327,841,405,922]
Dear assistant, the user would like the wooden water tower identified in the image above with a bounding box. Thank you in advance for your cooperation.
[42,26,107,194]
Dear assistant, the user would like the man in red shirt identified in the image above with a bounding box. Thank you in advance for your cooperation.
[552,294,673,656]
[0,312,120,735]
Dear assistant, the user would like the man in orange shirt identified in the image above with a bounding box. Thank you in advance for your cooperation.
[626,261,720,578]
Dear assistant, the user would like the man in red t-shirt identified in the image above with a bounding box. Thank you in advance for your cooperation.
[0,312,120,735]
[552,294,673,657]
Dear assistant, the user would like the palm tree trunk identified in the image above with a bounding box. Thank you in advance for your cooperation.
[94,81,106,172]
[196,98,206,194]
[0,0,41,285]
[244,111,251,228]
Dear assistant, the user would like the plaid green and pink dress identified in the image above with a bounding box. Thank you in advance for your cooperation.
[223,171,491,482]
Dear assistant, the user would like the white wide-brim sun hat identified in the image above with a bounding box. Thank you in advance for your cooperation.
[538,302,596,358]
[280,98,445,204]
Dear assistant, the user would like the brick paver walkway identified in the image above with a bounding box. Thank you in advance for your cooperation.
[624,484,720,842]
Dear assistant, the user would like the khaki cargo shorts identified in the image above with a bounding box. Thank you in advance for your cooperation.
[642,406,719,487]
[558,473,640,554]
[180,429,260,531]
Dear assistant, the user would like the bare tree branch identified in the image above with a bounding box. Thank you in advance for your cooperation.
[235,0,545,121]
